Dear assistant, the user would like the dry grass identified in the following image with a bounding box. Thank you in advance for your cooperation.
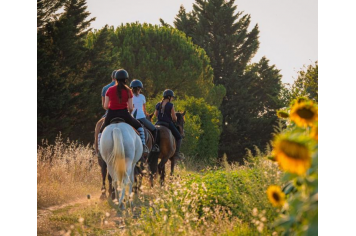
[37,135,101,208]
[37,136,282,235]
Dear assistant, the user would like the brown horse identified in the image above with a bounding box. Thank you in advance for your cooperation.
[94,117,153,199]
[147,111,185,186]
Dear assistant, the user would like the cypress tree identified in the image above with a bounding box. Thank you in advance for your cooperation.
[174,0,284,161]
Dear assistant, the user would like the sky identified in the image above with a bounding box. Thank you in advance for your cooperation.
[85,0,318,85]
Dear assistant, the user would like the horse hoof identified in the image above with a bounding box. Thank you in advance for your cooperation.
[120,203,126,210]
[100,194,107,200]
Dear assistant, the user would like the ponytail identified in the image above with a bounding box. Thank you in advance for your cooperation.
[116,79,131,103]
[132,87,140,96]
[159,96,171,116]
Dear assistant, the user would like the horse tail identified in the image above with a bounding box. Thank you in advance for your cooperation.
[110,128,126,186]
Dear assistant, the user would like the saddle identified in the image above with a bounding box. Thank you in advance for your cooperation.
[155,121,169,128]
[109,117,140,136]
[110,117,125,124]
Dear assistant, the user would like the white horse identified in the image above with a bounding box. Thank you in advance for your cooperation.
[99,122,143,209]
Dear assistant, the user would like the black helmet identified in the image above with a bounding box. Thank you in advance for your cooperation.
[111,70,117,79]
[130,79,143,88]
[115,69,129,81]
[163,89,175,98]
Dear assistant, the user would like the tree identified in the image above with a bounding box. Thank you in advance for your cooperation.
[174,0,284,161]
[37,0,96,143]
[113,23,223,104]
[174,0,260,86]
[219,57,284,160]
[70,26,120,142]
[290,61,318,102]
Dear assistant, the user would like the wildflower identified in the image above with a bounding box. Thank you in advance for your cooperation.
[78,217,84,223]
[252,208,258,217]
[105,212,110,217]
[104,220,108,225]
[277,110,289,119]
[163,215,167,222]
[272,133,311,175]
[267,185,286,207]
[290,100,318,127]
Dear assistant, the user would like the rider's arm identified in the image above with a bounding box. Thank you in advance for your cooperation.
[104,96,109,110]
[143,103,148,115]
[171,105,177,122]
[128,98,133,113]
[154,109,159,118]
[101,96,105,109]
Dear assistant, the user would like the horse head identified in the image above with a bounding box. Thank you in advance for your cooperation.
[175,111,186,138]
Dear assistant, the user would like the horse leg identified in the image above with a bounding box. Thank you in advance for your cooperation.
[158,158,169,186]
[170,157,176,176]
[129,164,136,210]
[148,152,159,188]
[98,154,107,200]
[108,174,115,200]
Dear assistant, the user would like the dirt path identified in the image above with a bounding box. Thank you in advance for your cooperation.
[37,193,146,235]
[37,194,101,235]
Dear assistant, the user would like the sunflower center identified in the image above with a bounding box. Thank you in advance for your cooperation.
[279,140,309,160]
[272,192,280,202]
[296,107,314,119]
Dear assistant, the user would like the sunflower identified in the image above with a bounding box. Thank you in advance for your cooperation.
[272,133,311,175]
[267,185,286,207]
[277,110,289,119]
[290,100,318,127]
[311,123,318,141]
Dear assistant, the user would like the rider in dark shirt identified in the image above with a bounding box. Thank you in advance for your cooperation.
[155,89,184,160]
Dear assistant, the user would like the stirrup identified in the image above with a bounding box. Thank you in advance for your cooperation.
[143,144,149,154]
[174,152,185,161]
[151,144,160,152]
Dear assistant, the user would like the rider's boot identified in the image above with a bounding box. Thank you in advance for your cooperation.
[151,129,160,152]
[173,138,184,161]
[137,127,149,154]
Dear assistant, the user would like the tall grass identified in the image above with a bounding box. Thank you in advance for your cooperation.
[38,137,282,235]
[37,135,101,208]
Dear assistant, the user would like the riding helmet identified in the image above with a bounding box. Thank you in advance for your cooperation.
[130,79,143,88]
[163,89,175,98]
[111,70,117,79]
[114,69,129,81]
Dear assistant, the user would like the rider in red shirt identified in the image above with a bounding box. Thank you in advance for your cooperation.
[98,69,149,154]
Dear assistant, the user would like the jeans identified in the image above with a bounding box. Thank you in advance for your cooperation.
[138,118,156,132]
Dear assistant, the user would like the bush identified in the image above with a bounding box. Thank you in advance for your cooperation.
[147,96,222,164]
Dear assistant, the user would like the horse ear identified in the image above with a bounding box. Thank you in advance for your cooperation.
[182,111,186,116]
